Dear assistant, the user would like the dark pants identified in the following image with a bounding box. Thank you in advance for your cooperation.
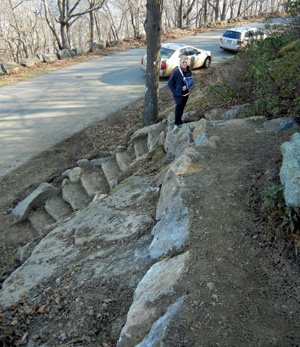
[174,95,189,126]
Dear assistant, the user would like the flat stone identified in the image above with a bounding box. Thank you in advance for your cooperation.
[131,122,166,142]
[101,156,121,190]
[12,183,58,223]
[115,149,135,172]
[69,167,83,183]
[28,208,55,236]
[61,180,90,211]
[133,138,149,158]
[44,196,73,221]
[81,168,110,197]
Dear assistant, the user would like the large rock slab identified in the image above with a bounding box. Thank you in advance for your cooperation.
[0,176,159,308]
[117,251,190,347]
[164,124,193,158]
[280,132,300,207]
[156,154,192,220]
[136,296,186,347]
[149,195,189,259]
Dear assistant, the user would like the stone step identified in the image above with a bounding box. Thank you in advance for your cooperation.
[80,167,110,197]
[44,195,73,221]
[62,179,91,211]
[101,156,121,190]
[131,122,166,152]
[28,207,56,236]
[12,183,59,223]
[115,148,136,172]
[133,138,149,158]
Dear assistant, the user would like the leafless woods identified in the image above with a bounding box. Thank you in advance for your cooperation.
[0,0,284,62]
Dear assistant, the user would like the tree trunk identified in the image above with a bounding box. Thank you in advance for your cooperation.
[221,0,227,20]
[204,0,208,24]
[142,0,163,127]
[89,11,95,46]
[61,23,70,49]
[178,0,184,28]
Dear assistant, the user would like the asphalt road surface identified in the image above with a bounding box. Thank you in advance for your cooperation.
[0,18,283,177]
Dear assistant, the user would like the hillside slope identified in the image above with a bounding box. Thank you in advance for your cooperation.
[1,57,300,345]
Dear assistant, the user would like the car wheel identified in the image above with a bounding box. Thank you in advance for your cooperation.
[203,57,211,68]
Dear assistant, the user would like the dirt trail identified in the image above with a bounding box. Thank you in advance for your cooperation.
[167,119,300,345]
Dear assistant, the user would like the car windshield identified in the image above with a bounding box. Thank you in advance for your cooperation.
[161,47,175,59]
[223,31,241,39]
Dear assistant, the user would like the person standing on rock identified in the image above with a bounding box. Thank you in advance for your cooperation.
[168,55,194,130]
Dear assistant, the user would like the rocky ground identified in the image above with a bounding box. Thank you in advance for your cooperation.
[1,17,300,346]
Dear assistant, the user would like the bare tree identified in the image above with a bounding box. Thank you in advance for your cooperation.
[42,0,106,50]
[142,0,163,126]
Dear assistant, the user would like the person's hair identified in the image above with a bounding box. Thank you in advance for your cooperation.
[180,55,189,63]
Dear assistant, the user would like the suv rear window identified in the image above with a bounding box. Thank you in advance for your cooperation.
[223,31,241,39]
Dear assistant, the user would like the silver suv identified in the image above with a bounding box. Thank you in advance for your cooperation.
[219,26,267,52]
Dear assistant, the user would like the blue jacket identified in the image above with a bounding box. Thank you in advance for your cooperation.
[168,66,192,97]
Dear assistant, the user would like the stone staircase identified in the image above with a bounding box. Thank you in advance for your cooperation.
[12,121,167,236]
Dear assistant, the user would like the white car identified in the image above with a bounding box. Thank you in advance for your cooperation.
[219,26,267,52]
[140,43,212,77]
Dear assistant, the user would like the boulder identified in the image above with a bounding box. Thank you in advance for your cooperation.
[204,107,227,120]
[117,252,190,346]
[136,297,186,346]
[182,110,200,122]
[223,104,250,120]
[164,124,193,158]
[42,53,58,62]
[90,41,106,52]
[263,117,299,134]
[1,61,22,75]
[71,47,85,55]
[20,57,40,67]
[280,132,300,207]
[57,49,76,59]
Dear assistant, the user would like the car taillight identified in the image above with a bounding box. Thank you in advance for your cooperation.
[220,38,222,42]
[141,57,144,64]
[161,60,166,70]
[237,40,242,45]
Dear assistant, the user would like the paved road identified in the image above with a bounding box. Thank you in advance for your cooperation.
[0,18,281,177]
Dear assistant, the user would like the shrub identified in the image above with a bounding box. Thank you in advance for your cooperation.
[265,185,300,255]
